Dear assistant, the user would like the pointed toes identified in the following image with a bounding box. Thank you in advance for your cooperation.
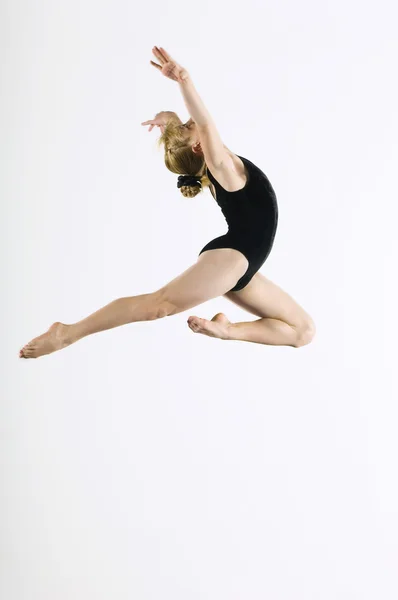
[20,342,35,358]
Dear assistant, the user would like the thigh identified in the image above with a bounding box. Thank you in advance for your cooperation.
[224,271,312,328]
[155,248,249,315]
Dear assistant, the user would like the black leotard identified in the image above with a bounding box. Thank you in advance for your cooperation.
[198,155,278,292]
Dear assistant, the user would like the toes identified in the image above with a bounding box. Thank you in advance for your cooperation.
[187,316,202,332]
[20,343,35,358]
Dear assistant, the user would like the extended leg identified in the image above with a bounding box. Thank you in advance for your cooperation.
[19,248,248,359]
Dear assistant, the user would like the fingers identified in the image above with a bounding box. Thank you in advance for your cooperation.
[150,60,162,70]
[152,46,167,63]
[158,47,172,62]
[151,47,165,70]
[151,46,176,70]
[141,121,164,133]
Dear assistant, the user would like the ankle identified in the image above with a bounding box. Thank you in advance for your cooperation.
[61,323,80,345]
[225,323,236,341]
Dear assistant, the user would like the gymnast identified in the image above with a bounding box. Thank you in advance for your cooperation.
[20,46,315,359]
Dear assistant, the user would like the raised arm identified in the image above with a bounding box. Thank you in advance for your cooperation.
[150,46,229,169]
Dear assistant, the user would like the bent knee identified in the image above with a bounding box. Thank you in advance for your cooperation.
[294,318,316,348]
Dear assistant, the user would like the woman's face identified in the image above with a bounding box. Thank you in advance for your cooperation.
[180,118,202,153]
[181,117,196,135]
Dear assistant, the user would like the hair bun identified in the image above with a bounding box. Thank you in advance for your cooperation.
[177,175,202,189]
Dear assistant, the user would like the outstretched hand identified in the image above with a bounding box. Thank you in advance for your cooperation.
[141,113,166,133]
[150,46,190,83]
[141,111,179,133]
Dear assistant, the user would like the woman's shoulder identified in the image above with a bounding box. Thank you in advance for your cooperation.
[206,152,250,193]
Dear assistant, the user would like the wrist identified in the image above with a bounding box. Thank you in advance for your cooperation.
[178,70,191,85]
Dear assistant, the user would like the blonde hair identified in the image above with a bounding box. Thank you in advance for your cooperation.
[157,118,211,199]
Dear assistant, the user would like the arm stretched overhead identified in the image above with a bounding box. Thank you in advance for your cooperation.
[178,76,229,169]
[150,46,230,170]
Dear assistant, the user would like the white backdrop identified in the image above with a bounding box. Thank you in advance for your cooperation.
[2,1,398,598]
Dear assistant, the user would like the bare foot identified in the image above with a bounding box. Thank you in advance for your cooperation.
[19,322,72,359]
[187,312,231,340]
